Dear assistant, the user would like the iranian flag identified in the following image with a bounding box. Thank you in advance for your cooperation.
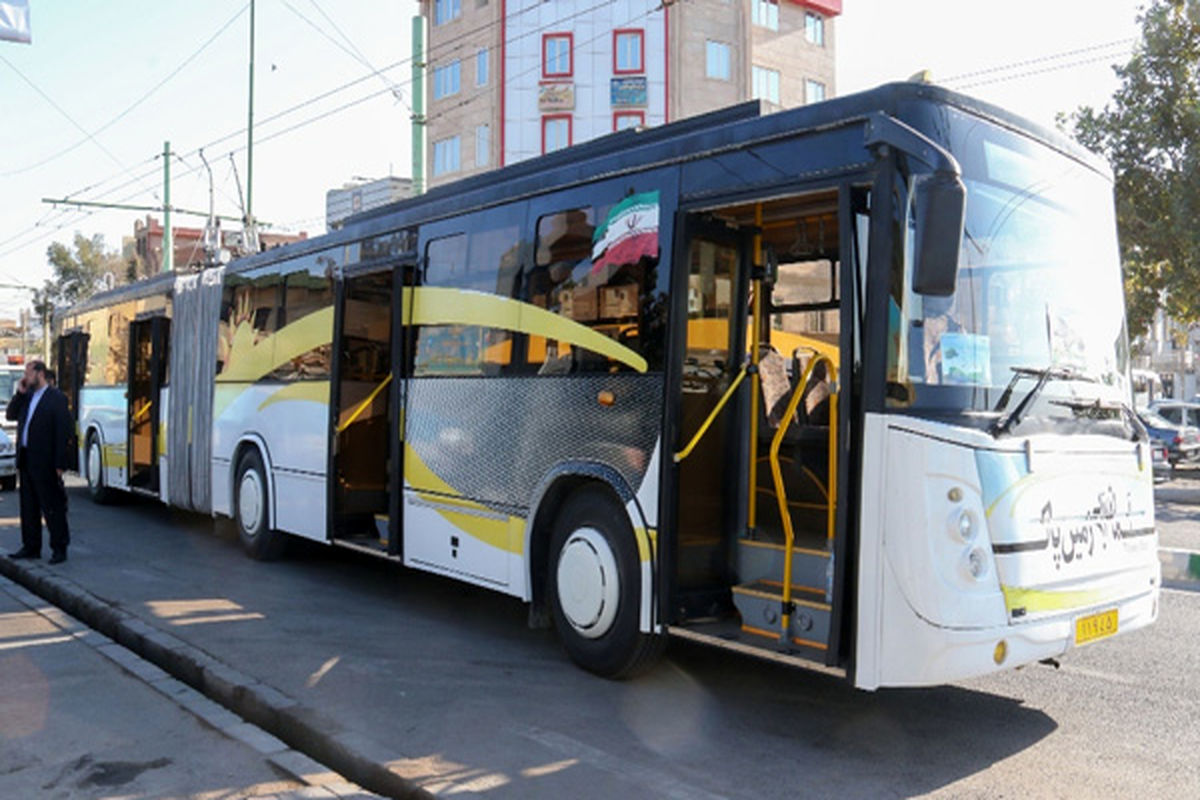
[591,191,659,273]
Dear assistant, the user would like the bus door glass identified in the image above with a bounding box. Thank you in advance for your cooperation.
[331,268,395,550]
[57,331,90,421]
[127,316,169,492]
[675,216,748,599]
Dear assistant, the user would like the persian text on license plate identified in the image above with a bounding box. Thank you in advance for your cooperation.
[1075,608,1118,645]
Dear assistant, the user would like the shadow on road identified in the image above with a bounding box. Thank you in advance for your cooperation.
[55,485,1059,799]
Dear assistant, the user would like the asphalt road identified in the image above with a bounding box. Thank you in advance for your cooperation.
[1,479,1197,799]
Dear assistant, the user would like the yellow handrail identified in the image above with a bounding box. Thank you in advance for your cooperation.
[767,355,838,642]
[674,366,747,464]
[337,373,393,434]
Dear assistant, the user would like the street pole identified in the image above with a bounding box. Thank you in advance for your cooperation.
[412,15,426,196]
[163,140,173,274]
[246,0,256,244]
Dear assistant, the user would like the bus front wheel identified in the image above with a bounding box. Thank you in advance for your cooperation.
[235,449,287,561]
[86,432,113,504]
[547,487,663,678]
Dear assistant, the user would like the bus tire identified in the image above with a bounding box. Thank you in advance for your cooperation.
[547,486,664,678]
[235,449,287,561]
[85,432,114,504]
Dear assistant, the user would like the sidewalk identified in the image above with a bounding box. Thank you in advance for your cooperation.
[0,574,376,799]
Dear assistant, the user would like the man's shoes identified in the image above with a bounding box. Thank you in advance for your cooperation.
[48,551,67,565]
[7,548,39,560]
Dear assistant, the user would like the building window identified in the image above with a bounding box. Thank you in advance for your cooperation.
[433,136,461,176]
[805,79,826,104]
[476,124,490,167]
[805,12,825,46]
[752,65,780,105]
[476,47,488,86]
[543,33,573,78]
[752,0,779,31]
[434,0,460,26]
[614,29,644,74]
[433,60,461,100]
[705,40,731,81]
[614,111,644,131]
[542,115,572,154]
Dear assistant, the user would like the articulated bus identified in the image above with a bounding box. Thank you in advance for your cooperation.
[56,83,1159,688]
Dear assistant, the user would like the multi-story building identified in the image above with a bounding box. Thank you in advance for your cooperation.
[326,176,413,229]
[420,0,840,188]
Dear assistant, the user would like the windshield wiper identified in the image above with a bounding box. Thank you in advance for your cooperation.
[990,365,1096,437]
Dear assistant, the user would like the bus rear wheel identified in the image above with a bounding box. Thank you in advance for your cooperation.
[235,449,287,561]
[547,487,664,678]
[86,432,113,504]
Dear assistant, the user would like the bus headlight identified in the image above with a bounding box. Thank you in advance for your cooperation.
[965,546,989,580]
[952,508,976,542]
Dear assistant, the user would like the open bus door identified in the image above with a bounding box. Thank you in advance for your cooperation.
[672,215,752,617]
[56,331,89,420]
[56,331,89,473]
[127,315,169,493]
[669,189,852,671]
[328,264,406,556]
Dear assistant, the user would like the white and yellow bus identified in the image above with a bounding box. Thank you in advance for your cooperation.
[57,83,1160,687]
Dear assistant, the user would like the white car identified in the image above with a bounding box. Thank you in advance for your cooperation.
[0,427,15,491]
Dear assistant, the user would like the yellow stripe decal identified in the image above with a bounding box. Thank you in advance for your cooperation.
[217,306,335,385]
[1001,584,1117,614]
[404,442,522,554]
[256,381,331,413]
[408,287,648,373]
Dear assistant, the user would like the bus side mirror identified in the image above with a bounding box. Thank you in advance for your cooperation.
[912,171,966,297]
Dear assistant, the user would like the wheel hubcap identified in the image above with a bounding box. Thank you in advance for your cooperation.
[87,442,102,489]
[238,470,264,535]
[556,527,620,639]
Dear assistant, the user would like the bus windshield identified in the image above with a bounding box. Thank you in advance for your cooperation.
[889,110,1130,433]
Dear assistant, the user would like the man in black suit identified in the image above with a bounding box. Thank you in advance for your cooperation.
[5,359,73,564]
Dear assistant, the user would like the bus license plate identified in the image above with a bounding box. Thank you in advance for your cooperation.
[1075,609,1118,645]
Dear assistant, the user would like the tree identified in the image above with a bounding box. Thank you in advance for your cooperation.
[33,232,125,340]
[1063,0,1200,342]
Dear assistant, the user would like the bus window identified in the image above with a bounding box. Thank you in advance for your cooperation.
[269,263,334,381]
[528,205,658,374]
[414,225,521,376]
[217,275,280,378]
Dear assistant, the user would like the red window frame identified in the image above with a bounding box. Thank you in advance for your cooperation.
[613,29,644,75]
[542,33,573,78]
[613,111,645,132]
[542,114,573,154]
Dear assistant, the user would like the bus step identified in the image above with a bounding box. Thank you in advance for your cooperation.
[737,539,831,598]
[731,579,831,650]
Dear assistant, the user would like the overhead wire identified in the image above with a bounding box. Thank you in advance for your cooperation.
[1,3,251,178]
[942,37,1135,88]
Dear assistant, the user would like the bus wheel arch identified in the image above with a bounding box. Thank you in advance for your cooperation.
[232,442,286,561]
[85,428,114,504]
[543,482,664,678]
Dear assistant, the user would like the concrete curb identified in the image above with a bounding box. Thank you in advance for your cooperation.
[0,557,433,800]
[1159,547,1200,590]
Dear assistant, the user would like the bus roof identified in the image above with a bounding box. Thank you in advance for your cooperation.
[67,81,1107,314]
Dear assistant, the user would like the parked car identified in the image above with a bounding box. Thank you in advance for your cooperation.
[0,365,19,438]
[1139,409,1200,467]
[1149,399,1200,429]
[1150,439,1172,483]
[0,426,15,491]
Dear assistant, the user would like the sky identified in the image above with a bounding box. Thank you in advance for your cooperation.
[0,0,1147,320]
